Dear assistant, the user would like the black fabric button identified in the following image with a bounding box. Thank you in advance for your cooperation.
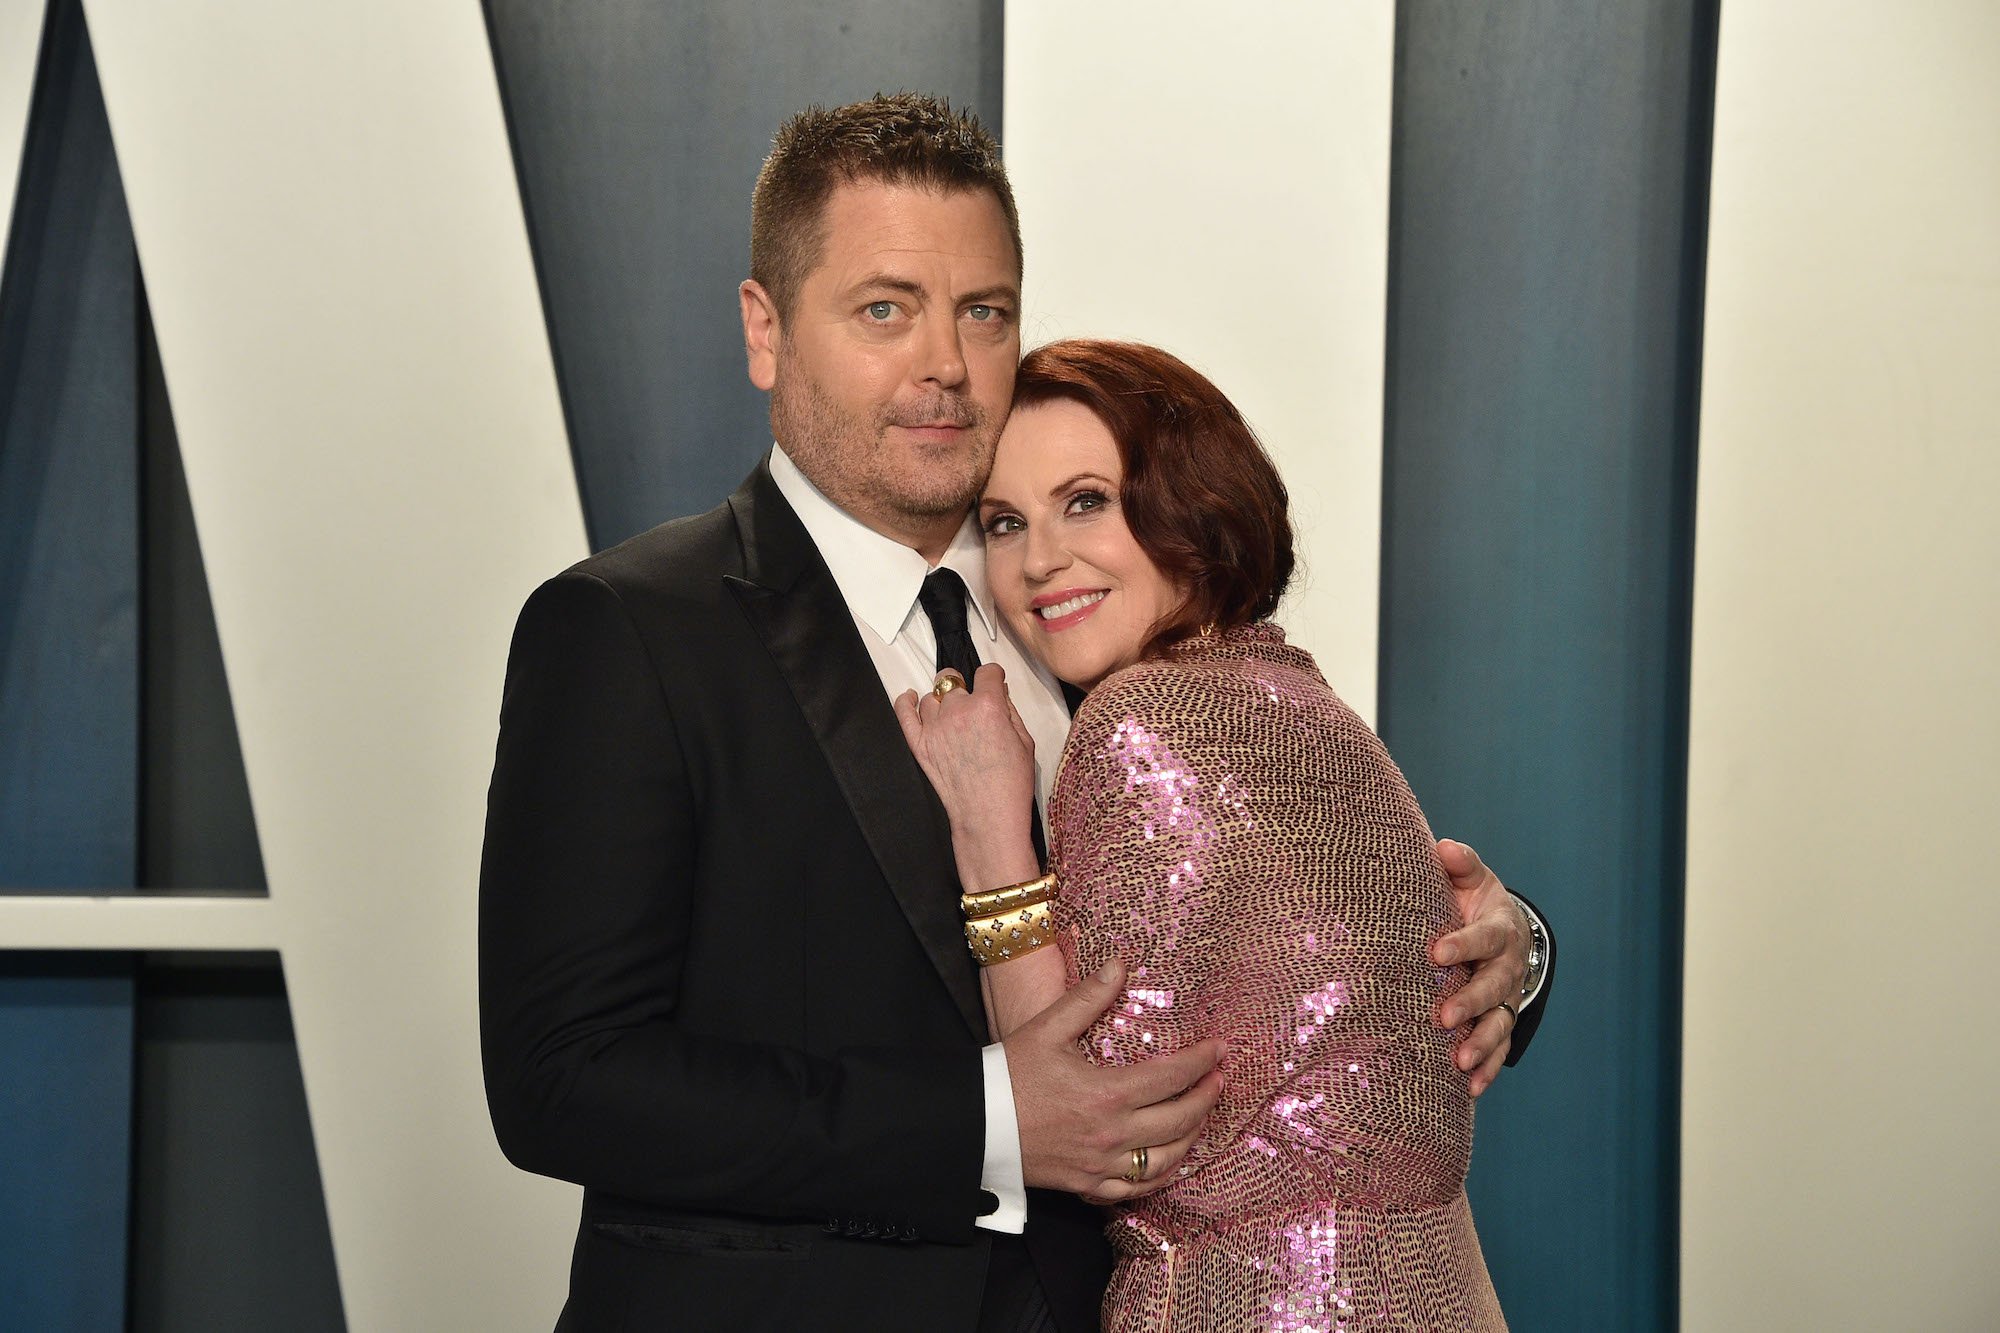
[976,1190,1000,1216]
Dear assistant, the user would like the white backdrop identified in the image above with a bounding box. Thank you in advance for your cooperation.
[1004,0,1395,717]
[1681,3,2000,1326]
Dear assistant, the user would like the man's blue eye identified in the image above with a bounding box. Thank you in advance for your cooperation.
[867,302,895,320]
[968,305,994,321]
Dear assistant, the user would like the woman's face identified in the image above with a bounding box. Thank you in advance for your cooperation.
[980,399,1185,690]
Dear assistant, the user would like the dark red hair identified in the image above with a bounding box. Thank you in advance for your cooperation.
[1012,339,1295,659]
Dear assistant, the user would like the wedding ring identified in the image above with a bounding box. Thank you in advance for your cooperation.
[931,674,964,701]
[1122,1146,1148,1183]
[1495,999,1519,1027]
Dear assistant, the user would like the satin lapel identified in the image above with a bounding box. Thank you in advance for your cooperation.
[722,464,983,1039]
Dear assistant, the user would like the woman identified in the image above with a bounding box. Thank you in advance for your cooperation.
[897,340,1506,1331]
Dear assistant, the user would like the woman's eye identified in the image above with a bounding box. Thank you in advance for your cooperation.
[865,301,896,321]
[1068,490,1108,514]
[984,513,1023,536]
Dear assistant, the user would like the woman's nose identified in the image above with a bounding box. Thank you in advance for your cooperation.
[1023,523,1068,580]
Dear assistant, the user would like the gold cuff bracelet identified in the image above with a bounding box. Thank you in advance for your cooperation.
[963,896,1055,967]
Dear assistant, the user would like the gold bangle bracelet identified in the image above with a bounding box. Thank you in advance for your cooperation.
[963,897,1055,966]
[961,886,1051,920]
[960,872,1056,920]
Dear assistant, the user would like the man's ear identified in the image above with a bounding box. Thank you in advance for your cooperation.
[739,280,780,391]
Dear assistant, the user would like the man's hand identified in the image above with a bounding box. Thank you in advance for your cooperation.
[1006,960,1225,1204]
[1429,839,1531,1097]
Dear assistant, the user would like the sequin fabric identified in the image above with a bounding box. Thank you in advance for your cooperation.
[1048,624,1504,1332]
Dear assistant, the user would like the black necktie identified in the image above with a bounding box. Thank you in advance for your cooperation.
[916,567,1047,865]
[918,568,982,688]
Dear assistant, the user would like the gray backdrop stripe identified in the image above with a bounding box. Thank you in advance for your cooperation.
[137,292,267,900]
[0,2,136,1327]
[1379,1,1718,1325]
[482,0,1003,548]
[128,956,345,1333]
[129,295,337,1331]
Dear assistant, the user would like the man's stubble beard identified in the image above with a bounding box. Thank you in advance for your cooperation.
[771,359,994,525]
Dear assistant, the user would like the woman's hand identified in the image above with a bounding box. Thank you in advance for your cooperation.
[893,663,1042,889]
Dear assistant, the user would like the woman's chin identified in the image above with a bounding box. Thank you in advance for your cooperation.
[1041,643,1134,695]
[1052,655,1113,694]
[1009,619,1130,693]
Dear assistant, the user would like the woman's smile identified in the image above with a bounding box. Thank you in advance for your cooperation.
[1030,588,1109,629]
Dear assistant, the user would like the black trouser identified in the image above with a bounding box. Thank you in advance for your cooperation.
[979,1233,1060,1333]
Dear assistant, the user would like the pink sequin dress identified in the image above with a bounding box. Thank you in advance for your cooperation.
[1047,624,1505,1332]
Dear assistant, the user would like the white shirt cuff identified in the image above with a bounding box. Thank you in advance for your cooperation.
[976,1042,1027,1233]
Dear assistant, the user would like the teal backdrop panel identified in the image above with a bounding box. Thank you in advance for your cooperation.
[1379,2,1717,1327]
[0,0,137,890]
[0,958,136,1333]
[0,4,139,1325]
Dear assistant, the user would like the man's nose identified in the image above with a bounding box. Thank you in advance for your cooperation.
[913,312,967,388]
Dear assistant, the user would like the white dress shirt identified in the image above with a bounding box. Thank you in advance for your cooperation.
[770,445,1069,1235]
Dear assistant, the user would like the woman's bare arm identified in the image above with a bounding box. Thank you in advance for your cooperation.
[947,822,1068,1041]
[893,666,1075,1042]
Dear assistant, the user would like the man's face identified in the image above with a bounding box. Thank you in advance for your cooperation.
[741,182,1021,547]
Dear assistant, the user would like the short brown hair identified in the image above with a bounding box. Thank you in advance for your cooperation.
[751,93,1021,320]
[1012,340,1296,659]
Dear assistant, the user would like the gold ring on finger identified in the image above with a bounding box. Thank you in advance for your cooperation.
[1121,1145,1148,1184]
[932,674,963,701]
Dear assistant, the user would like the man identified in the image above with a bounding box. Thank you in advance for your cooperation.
[480,94,1552,1333]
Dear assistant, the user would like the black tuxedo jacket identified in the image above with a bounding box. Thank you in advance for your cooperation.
[480,461,1109,1332]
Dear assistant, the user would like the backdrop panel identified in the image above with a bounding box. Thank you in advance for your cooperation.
[0,0,135,892]
[0,0,42,243]
[1379,3,1716,1324]
[75,0,588,1325]
[0,7,138,1323]
[129,956,342,1333]
[0,957,134,1333]
[1682,3,2000,1326]
[1004,0,1394,714]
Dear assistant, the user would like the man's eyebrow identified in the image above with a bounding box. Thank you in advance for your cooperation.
[841,276,1021,309]
[843,274,927,300]
[958,284,1020,307]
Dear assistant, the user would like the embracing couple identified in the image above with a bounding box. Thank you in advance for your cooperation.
[480,93,1553,1333]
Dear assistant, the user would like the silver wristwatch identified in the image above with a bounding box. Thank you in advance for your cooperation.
[1512,894,1548,1006]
